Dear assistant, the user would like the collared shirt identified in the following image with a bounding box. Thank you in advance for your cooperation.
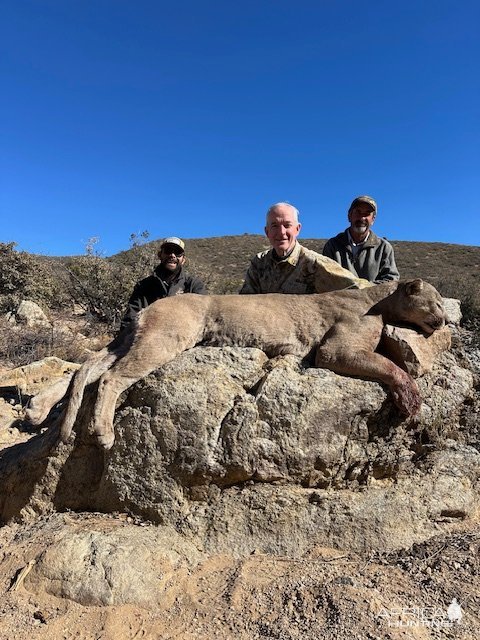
[239,242,370,294]
[347,230,370,258]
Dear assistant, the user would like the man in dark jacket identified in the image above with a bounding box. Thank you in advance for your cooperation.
[121,236,207,329]
[322,195,399,283]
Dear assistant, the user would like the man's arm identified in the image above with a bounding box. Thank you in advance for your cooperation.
[374,243,400,283]
[188,276,208,294]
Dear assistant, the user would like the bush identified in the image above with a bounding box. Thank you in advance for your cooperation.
[64,256,131,329]
[0,242,62,312]
[65,243,157,330]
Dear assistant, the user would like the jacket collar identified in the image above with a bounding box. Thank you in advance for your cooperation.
[341,229,380,250]
[270,241,302,266]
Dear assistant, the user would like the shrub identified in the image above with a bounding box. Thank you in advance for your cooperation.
[64,241,158,330]
[0,242,61,312]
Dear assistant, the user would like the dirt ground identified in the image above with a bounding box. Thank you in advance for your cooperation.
[0,506,478,640]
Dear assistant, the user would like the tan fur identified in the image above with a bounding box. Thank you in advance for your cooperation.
[27,279,446,450]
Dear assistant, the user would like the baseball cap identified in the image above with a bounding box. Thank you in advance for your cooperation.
[160,237,185,252]
[348,196,377,214]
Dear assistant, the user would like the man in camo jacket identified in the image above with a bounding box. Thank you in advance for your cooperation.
[240,202,369,295]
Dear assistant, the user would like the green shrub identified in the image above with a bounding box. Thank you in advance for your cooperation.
[64,241,160,329]
[0,242,62,312]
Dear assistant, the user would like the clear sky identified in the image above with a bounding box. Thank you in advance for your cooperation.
[1,0,479,256]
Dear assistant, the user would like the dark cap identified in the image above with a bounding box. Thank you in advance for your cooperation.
[348,196,377,214]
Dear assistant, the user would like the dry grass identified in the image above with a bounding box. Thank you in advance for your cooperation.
[0,316,109,368]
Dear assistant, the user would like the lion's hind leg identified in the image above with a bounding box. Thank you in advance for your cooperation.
[59,350,119,443]
[91,325,203,449]
[92,369,140,449]
[25,373,74,426]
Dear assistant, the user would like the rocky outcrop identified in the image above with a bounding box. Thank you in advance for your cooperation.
[381,325,451,376]
[443,297,462,325]
[12,300,51,328]
[0,356,80,396]
[0,338,478,560]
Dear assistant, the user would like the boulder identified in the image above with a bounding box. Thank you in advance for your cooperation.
[443,297,462,325]
[0,357,80,396]
[25,518,202,607]
[381,325,452,377]
[15,300,51,328]
[0,345,477,560]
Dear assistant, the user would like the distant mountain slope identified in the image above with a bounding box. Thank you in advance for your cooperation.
[4,235,479,322]
[110,234,480,302]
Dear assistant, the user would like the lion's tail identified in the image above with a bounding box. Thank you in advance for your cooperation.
[60,349,118,443]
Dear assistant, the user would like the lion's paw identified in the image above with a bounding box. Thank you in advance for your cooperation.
[94,425,115,450]
[391,377,421,417]
[25,404,49,426]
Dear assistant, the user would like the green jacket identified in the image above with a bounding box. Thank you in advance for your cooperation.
[322,230,399,283]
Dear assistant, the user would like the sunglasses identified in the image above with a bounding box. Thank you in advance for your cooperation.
[162,245,185,256]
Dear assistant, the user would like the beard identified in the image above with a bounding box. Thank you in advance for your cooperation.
[158,261,182,281]
[353,222,369,234]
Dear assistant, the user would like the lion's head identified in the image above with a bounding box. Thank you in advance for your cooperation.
[393,279,446,335]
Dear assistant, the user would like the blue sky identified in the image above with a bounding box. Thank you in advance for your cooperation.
[1,0,479,256]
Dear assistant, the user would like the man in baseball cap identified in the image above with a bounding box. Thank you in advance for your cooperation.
[322,195,399,283]
[121,236,207,329]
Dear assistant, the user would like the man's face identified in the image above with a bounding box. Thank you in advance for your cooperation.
[265,205,301,256]
[348,203,376,241]
[159,244,186,271]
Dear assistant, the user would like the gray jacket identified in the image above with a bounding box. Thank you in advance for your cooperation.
[322,230,399,283]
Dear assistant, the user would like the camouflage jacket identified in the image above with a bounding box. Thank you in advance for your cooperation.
[239,242,369,295]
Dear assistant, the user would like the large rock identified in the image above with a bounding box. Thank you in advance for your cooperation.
[25,517,202,607]
[14,300,51,328]
[0,344,477,561]
[443,297,462,325]
[0,356,80,396]
[381,325,451,376]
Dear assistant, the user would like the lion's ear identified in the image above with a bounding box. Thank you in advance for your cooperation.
[405,279,424,296]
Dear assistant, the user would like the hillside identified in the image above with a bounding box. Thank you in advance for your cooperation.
[113,234,480,303]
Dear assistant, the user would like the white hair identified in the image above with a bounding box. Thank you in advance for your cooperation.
[266,202,300,224]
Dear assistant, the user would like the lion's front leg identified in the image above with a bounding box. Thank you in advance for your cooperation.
[389,372,421,416]
[315,320,421,417]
